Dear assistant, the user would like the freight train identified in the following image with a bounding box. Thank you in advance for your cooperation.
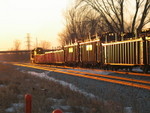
[31,28,150,73]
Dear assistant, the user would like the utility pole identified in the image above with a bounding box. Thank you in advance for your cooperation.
[26,33,31,50]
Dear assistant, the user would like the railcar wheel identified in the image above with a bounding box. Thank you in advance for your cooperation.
[129,67,133,72]
[143,66,148,73]
[114,67,119,71]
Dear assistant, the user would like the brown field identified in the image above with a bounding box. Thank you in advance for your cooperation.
[0,63,123,113]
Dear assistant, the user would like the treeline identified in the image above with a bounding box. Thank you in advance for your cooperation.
[59,0,150,45]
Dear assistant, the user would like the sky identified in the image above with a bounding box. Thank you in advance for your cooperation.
[0,0,71,50]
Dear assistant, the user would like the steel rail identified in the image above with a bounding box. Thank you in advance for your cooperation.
[37,64,150,77]
[59,69,150,84]
[30,64,150,85]
[13,63,150,90]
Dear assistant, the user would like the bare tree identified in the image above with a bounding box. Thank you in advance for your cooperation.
[58,30,68,46]
[75,7,101,38]
[59,6,80,45]
[13,40,21,51]
[76,0,125,32]
[137,0,150,33]
[59,2,102,45]
[39,40,51,50]
[59,0,149,45]
[131,0,142,32]
[77,0,150,33]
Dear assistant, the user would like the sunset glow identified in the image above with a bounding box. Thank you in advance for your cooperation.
[0,0,70,50]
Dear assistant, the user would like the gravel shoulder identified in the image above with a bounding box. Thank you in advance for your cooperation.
[1,62,150,113]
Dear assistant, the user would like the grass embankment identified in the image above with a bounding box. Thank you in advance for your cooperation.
[0,63,122,113]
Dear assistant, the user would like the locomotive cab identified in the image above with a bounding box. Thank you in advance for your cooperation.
[30,47,44,63]
[35,47,44,54]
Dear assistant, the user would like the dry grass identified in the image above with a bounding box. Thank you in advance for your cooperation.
[0,63,123,113]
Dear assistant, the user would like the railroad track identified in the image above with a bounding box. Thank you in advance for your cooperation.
[11,62,150,90]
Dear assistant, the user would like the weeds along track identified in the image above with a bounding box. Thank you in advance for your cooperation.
[0,62,108,113]
[12,62,150,90]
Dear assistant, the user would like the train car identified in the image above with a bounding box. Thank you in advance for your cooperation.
[35,49,65,64]
[53,49,64,64]
[102,37,150,72]
[79,38,101,67]
[143,36,150,72]
[64,43,79,66]
[34,54,46,63]
[44,51,55,64]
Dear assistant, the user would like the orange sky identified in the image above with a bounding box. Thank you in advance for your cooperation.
[0,0,72,50]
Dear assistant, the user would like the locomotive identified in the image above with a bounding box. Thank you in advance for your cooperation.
[31,28,150,73]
